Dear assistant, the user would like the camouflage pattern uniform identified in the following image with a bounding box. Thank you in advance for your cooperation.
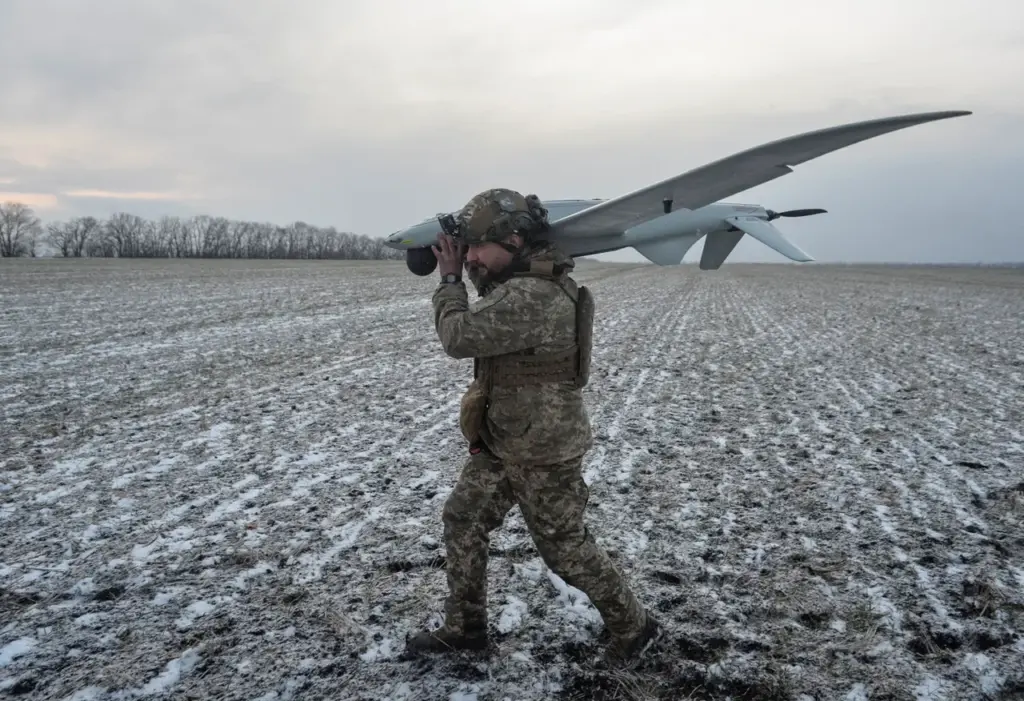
[405,189,658,662]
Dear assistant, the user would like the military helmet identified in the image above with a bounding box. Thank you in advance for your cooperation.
[449,188,549,245]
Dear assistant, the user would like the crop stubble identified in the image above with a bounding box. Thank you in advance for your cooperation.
[1,259,1022,700]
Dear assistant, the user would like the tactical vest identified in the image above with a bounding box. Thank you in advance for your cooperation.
[473,260,594,390]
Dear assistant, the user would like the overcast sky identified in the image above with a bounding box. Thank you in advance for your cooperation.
[2,0,1022,263]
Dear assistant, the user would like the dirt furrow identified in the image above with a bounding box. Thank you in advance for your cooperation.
[1,261,1021,701]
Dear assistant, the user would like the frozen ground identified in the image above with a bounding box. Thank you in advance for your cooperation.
[1,258,1022,700]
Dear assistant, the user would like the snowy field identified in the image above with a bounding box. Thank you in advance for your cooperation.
[2,258,1022,701]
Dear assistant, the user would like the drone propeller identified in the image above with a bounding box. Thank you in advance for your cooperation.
[766,208,827,221]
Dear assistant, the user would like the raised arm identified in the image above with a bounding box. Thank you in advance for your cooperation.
[432,279,549,359]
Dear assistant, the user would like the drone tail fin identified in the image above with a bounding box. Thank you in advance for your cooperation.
[699,230,746,270]
[716,216,814,267]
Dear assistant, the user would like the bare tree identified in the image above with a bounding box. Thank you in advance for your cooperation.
[0,202,43,257]
[156,216,187,258]
[46,221,75,257]
[73,217,99,257]
[0,200,405,261]
[45,216,98,257]
[105,212,150,257]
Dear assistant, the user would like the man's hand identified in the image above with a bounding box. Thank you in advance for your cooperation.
[432,233,464,278]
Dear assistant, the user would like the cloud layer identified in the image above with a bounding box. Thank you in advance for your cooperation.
[2,0,1022,261]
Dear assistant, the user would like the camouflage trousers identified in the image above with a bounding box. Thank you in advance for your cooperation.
[440,449,647,642]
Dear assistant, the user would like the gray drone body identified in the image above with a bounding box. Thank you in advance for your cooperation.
[384,110,971,275]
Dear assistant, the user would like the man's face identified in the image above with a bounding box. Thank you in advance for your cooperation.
[465,236,519,290]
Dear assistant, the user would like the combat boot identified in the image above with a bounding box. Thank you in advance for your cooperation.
[404,624,489,655]
[604,610,664,666]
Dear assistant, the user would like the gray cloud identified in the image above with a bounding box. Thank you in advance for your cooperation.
[1,0,1022,262]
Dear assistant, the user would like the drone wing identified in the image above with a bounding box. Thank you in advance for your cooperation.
[550,110,971,238]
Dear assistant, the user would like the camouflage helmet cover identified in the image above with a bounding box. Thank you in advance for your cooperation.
[455,188,549,245]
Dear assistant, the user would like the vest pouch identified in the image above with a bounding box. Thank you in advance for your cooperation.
[575,285,594,388]
[459,377,489,443]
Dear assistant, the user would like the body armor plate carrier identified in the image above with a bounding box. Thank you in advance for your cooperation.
[487,260,592,389]
[459,261,593,445]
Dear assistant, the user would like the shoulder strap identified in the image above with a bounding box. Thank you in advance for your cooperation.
[529,260,554,276]
[511,260,557,278]
[512,261,577,302]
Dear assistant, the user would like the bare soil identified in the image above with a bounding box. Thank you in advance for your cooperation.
[1,259,1022,700]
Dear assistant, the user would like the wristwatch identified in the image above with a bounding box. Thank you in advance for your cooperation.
[441,273,461,284]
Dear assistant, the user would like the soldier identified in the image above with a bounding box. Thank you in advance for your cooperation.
[404,188,661,664]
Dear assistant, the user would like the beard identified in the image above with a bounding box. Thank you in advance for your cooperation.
[467,261,499,296]
[467,241,534,296]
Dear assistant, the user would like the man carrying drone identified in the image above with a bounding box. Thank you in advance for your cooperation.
[404,188,661,664]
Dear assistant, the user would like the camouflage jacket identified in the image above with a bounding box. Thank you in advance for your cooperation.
[432,244,593,464]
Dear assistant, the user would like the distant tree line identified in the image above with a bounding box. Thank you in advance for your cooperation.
[0,200,404,260]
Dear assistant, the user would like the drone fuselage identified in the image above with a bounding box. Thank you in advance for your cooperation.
[385,199,772,274]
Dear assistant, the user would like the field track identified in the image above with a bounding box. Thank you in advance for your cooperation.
[2,259,1022,700]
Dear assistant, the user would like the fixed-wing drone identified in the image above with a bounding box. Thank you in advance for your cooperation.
[384,110,971,275]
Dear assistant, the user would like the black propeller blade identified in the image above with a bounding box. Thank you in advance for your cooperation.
[766,208,827,221]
